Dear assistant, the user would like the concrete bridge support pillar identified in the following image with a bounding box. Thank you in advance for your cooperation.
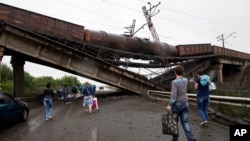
[214,63,223,83]
[11,56,25,97]
[0,47,4,90]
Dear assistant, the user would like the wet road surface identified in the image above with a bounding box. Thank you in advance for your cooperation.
[0,95,229,141]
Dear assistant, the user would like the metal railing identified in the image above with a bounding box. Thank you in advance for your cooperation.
[147,90,250,125]
[147,90,250,107]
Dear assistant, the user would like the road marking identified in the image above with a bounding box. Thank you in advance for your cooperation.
[91,127,98,141]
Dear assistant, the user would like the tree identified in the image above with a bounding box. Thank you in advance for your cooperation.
[1,63,83,95]
[59,75,81,87]
[1,64,13,82]
[1,80,13,94]
[24,72,35,94]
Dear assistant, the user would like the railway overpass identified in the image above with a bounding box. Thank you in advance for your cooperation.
[0,3,249,97]
[0,23,249,97]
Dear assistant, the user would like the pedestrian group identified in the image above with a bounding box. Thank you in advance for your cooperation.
[166,65,211,141]
[41,65,211,141]
[42,81,97,121]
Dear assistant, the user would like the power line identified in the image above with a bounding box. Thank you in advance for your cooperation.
[58,0,128,25]
[216,32,236,48]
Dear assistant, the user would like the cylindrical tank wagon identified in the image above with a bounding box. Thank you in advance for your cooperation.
[84,29,177,58]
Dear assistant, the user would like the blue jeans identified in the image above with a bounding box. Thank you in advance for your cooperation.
[57,91,62,99]
[197,95,209,122]
[43,97,53,119]
[172,101,195,141]
[63,92,68,102]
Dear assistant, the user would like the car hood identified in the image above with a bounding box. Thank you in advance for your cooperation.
[15,99,28,107]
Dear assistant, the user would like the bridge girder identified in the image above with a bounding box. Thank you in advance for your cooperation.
[0,24,167,96]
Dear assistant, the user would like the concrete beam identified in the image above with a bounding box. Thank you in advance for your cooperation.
[11,55,25,97]
[0,47,4,90]
[212,64,223,83]
[216,57,245,65]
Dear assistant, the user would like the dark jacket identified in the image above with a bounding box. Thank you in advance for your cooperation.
[43,88,54,98]
[83,85,95,97]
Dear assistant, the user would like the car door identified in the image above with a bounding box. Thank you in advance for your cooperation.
[0,94,11,125]
[0,93,21,124]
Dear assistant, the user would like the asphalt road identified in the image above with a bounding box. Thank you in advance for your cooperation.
[0,94,229,141]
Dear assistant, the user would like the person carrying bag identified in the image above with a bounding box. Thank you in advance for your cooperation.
[164,65,196,141]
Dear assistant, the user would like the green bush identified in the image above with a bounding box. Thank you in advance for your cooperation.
[1,80,14,95]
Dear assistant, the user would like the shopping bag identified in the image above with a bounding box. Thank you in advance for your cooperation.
[161,112,178,135]
[209,82,216,91]
[92,97,98,110]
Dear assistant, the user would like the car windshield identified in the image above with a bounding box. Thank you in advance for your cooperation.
[0,93,14,104]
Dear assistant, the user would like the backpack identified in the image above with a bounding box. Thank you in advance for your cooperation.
[71,86,77,94]
[200,75,210,86]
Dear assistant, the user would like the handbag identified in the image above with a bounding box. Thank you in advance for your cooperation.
[161,112,178,135]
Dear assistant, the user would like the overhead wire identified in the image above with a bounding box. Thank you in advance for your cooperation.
[57,0,128,31]
[160,6,250,33]
[99,0,250,46]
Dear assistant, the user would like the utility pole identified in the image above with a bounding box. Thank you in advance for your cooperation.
[142,1,170,81]
[216,32,236,48]
[124,19,136,37]
[142,2,161,42]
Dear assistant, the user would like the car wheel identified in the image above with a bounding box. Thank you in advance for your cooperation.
[21,109,29,121]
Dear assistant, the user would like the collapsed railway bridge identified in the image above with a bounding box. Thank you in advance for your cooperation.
[0,3,249,97]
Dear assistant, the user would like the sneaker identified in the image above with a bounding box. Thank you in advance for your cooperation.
[200,121,208,126]
[45,118,49,121]
[48,116,53,119]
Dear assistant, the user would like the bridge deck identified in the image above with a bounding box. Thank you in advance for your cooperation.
[0,23,166,95]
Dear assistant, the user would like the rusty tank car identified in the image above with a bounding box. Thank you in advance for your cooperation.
[83,29,177,58]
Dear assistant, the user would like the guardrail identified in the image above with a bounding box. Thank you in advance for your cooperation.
[147,90,250,125]
[147,90,250,107]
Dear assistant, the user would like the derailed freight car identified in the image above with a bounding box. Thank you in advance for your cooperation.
[177,44,250,60]
[176,43,212,57]
[212,45,250,60]
[0,3,85,43]
[84,29,177,57]
[0,3,177,59]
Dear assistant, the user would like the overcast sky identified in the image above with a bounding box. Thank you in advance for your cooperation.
[0,0,250,85]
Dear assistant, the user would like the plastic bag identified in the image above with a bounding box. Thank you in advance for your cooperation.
[92,97,98,110]
[209,82,216,91]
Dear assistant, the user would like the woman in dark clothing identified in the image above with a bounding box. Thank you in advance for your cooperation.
[195,70,210,126]
[82,82,95,113]
[63,84,69,103]
[43,82,54,120]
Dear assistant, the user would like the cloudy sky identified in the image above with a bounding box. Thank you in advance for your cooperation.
[0,0,250,85]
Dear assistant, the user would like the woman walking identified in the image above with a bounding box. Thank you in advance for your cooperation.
[43,82,54,120]
[166,65,196,141]
[82,82,95,113]
[195,70,210,126]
